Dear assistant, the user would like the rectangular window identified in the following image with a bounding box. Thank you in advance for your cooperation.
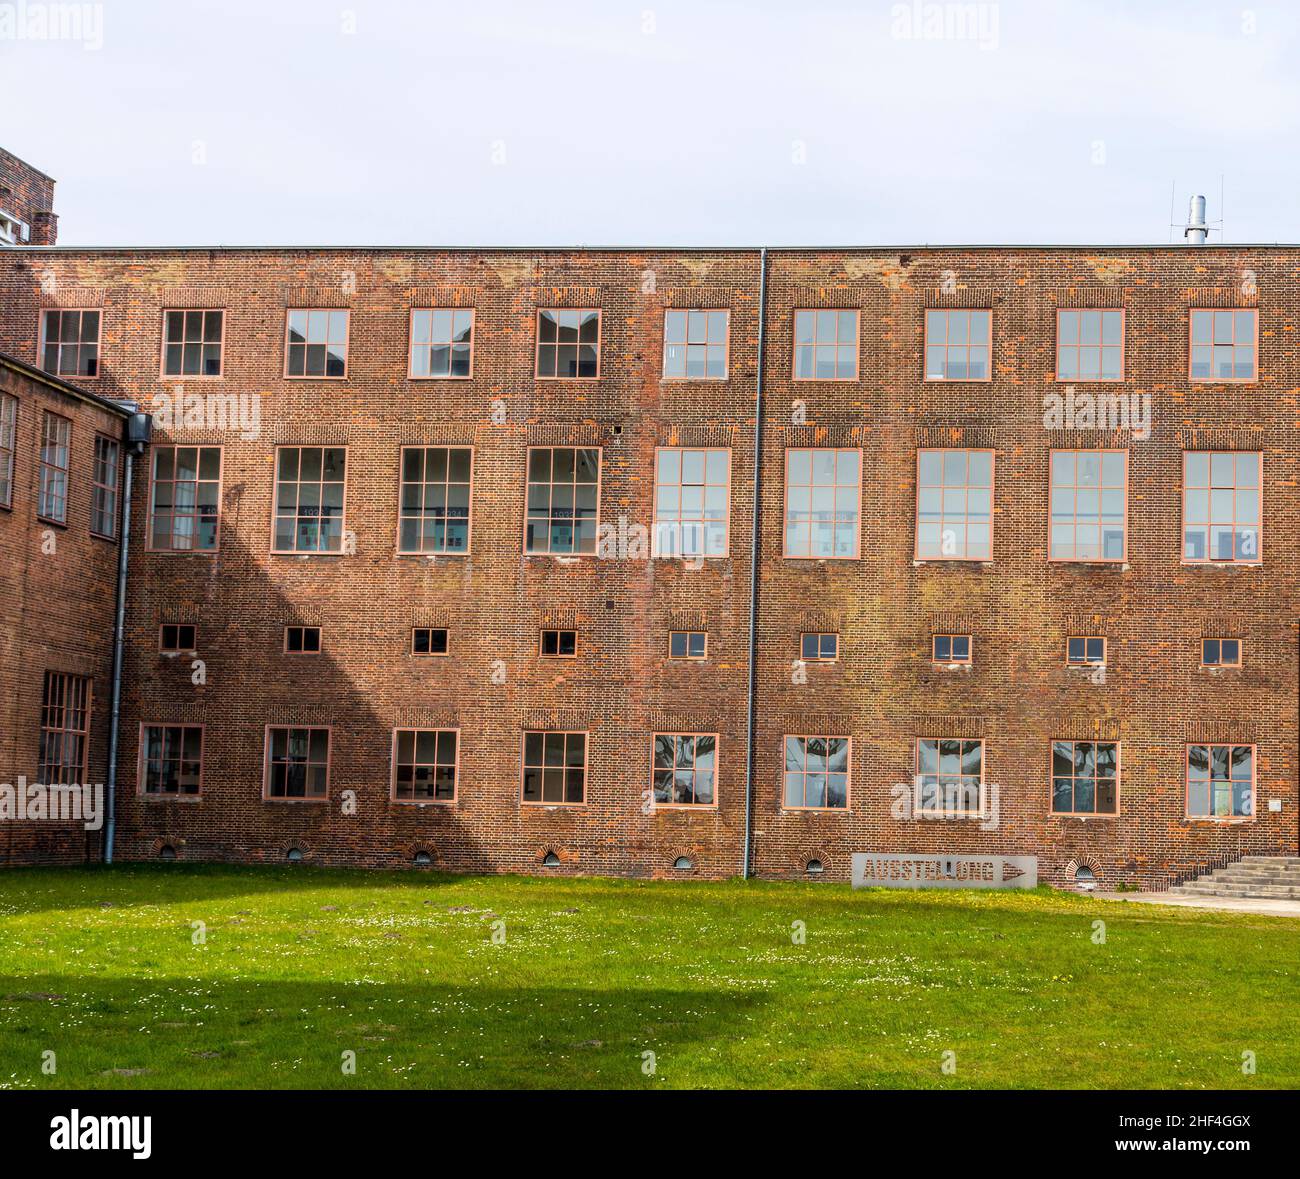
[0,392,17,509]
[801,632,838,662]
[916,448,993,560]
[412,627,449,656]
[793,309,858,380]
[653,447,730,558]
[924,309,991,381]
[668,631,707,659]
[149,446,221,552]
[522,731,586,805]
[1190,309,1257,382]
[784,448,861,559]
[652,733,716,807]
[392,729,458,803]
[1056,309,1123,381]
[1183,452,1261,564]
[140,725,203,796]
[1202,638,1241,668]
[265,726,330,799]
[783,735,850,810]
[398,446,472,554]
[40,309,101,377]
[273,447,346,553]
[285,309,349,378]
[663,309,728,379]
[915,738,984,817]
[536,309,600,379]
[1051,741,1119,815]
[284,625,321,654]
[1049,450,1127,562]
[409,308,474,379]
[932,634,971,664]
[159,624,197,653]
[540,629,577,657]
[525,447,600,555]
[1187,744,1254,819]
[1067,636,1106,666]
[162,310,224,377]
[91,435,120,538]
[37,411,70,524]
[39,672,91,786]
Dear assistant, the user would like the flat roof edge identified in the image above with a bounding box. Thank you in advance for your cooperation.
[5,243,1298,253]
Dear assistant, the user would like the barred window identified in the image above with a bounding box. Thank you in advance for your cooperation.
[653,447,730,558]
[163,310,224,377]
[916,449,993,560]
[38,411,71,524]
[393,729,458,802]
[525,447,599,555]
[783,735,850,809]
[1051,740,1118,815]
[40,309,100,377]
[652,733,716,806]
[141,725,203,796]
[399,446,471,554]
[410,309,473,378]
[149,446,221,551]
[265,727,330,799]
[39,672,91,786]
[273,447,346,553]
[784,448,860,559]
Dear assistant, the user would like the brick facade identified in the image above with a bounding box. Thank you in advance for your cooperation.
[0,149,57,245]
[0,237,1296,888]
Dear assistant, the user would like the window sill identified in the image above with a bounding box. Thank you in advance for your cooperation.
[141,793,202,802]
[262,796,329,804]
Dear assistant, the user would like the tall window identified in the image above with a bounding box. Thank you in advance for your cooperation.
[37,411,70,523]
[1056,309,1123,381]
[924,309,991,380]
[273,447,346,553]
[536,309,600,379]
[522,732,586,805]
[91,435,120,539]
[140,725,203,796]
[1190,309,1257,382]
[265,727,330,799]
[149,446,221,551]
[410,309,473,378]
[663,310,728,379]
[783,448,860,559]
[783,735,850,810]
[653,447,730,558]
[793,310,858,380]
[39,672,91,786]
[1049,450,1126,561]
[392,729,458,803]
[915,738,984,817]
[1051,740,1118,815]
[1182,452,1260,564]
[1187,744,1253,819]
[916,449,993,560]
[399,446,472,554]
[525,447,599,555]
[285,309,349,378]
[652,733,716,807]
[40,309,101,377]
[162,310,224,377]
[0,392,16,509]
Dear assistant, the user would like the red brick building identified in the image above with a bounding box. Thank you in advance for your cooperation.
[0,150,1295,887]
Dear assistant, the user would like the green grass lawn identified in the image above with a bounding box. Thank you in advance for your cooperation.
[0,864,1295,1089]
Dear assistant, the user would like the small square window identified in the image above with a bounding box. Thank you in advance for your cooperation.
[540,629,578,657]
[924,309,991,381]
[412,627,449,656]
[801,632,838,662]
[1190,309,1257,383]
[1202,638,1241,668]
[1067,636,1105,666]
[163,309,224,377]
[536,309,600,379]
[663,310,728,380]
[159,624,197,653]
[668,631,708,659]
[40,309,101,378]
[409,309,474,379]
[285,625,322,654]
[793,309,858,381]
[285,309,349,378]
[933,634,971,664]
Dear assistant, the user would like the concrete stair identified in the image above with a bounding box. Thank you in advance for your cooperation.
[1170,856,1300,900]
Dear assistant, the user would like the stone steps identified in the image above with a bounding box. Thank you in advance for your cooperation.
[1170,857,1300,899]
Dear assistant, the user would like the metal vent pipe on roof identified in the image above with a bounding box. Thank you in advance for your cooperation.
[1185,195,1208,245]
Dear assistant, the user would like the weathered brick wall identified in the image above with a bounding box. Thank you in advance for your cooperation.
[0,244,1295,887]
[0,150,57,245]
[0,363,122,864]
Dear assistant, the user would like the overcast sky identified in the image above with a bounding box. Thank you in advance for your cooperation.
[2,0,1296,247]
